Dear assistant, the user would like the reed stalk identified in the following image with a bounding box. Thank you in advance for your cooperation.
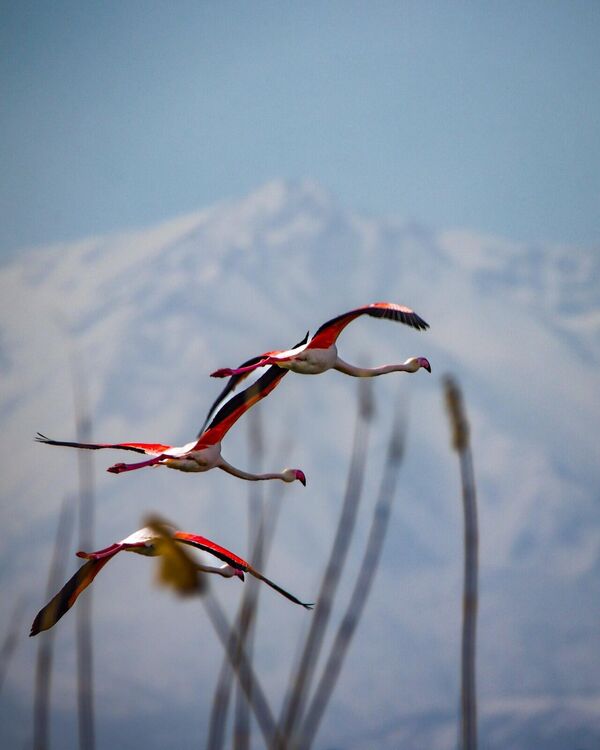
[33,497,74,750]
[444,375,479,750]
[0,597,26,696]
[206,432,291,750]
[234,410,265,750]
[202,590,282,748]
[275,380,374,747]
[72,366,96,750]
[296,402,406,750]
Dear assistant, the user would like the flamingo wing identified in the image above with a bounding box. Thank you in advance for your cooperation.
[199,354,273,437]
[174,532,312,608]
[194,362,288,448]
[200,331,310,437]
[173,531,249,571]
[306,302,429,350]
[31,529,158,635]
[30,556,114,636]
[35,433,171,455]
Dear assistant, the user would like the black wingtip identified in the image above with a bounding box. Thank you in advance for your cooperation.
[415,313,430,331]
[29,614,42,637]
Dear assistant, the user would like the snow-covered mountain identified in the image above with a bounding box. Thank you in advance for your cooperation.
[1,180,598,749]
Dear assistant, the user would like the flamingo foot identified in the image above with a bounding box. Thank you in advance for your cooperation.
[107,463,127,474]
[211,368,235,378]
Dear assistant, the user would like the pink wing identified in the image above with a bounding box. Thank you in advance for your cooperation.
[173,531,249,571]
[306,302,429,350]
[174,532,313,608]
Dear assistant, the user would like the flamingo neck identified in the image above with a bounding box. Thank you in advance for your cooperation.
[333,357,413,377]
[217,458,287,483]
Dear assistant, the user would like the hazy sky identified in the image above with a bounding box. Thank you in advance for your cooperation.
[2,1,599,257]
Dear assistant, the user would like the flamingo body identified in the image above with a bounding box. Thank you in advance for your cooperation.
[280,345,338,375]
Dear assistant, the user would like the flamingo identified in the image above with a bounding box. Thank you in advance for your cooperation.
[30,524,313,635]
[211,302,431,385]
[36,364,306,484]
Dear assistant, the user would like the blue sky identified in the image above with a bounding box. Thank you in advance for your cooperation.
[1,1,599,257]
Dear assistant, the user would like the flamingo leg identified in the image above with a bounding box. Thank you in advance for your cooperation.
[211,358,275,379]
[107,455,165,474]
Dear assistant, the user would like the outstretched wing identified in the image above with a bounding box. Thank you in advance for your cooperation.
[199,331,310,437]
[195,362,288,447]
[30,557,113,636]
[35,433,171,456]
[306,302,429,350]
[174,532,313,608]
[198,355,271,437]
[173,531,249,571]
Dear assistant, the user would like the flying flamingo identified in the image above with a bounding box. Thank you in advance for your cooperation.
[36,365,306,484]
[30,524,313,635]
[211,303,431,386]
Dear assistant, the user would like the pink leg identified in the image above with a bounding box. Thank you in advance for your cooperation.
[211,359,274,378]
[107,455,165,474]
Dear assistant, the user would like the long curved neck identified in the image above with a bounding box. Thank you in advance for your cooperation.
[218,458,286,483]
[333,357,415,377]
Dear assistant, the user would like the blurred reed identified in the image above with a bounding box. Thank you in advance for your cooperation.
[276,379,375,745]
[234,409,265,750]
[207,421,291,750]
[296,397,406,750]
[0,597,26,696]
[203,590,281,748]
[33,496,74,750]
[72,363,96,750]
[144,516,277,744]
[443,375,479,750]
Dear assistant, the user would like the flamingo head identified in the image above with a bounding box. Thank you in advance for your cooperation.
[283,468,307,486]
[404,356,431,373]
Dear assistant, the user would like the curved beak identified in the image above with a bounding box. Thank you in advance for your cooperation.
[296,470,307,486]
[421,358,432,373]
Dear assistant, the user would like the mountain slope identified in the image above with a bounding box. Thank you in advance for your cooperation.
[0,180,598,749]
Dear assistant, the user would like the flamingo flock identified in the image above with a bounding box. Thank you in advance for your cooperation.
[32,302,430,634]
